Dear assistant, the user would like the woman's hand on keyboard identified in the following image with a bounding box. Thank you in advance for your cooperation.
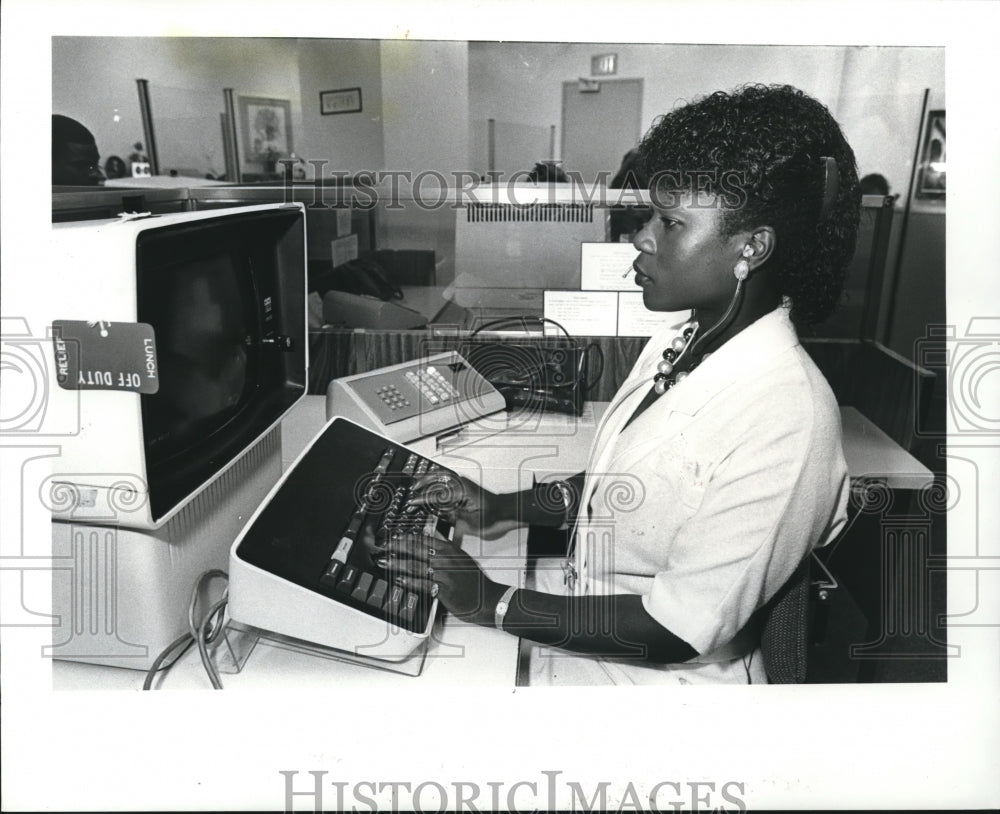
[384,530,493,622]
[408,472,519,541]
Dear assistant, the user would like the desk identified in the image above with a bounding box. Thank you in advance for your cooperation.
[52,398,930,689]
[838,406,932,489]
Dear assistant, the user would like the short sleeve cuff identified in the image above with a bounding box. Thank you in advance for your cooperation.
[642,582,727,656]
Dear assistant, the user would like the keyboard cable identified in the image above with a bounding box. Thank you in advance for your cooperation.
[142,569,230,690]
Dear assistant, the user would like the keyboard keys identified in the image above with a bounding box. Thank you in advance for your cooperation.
[400,592,419,623]
[351,571,374,602]
[367,579,389,608]
[331,535,354,564]
[312,439,449,633]
[376,386,409,411]
[367,578,388,608]
[336,565,358,593]
[386,585,404,615]
[319,560,343,589]
[374,449,395,474]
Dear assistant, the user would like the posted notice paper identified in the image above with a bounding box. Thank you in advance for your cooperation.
[580,242,641,292]
[617,293,691,337]
[544,290,619,336]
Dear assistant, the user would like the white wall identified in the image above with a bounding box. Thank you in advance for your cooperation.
[52,37,303,178]
[379,39,470,176]
[469,42,845,178]
[295,38,385,174]
[467,42,944,193]
[835,46,945,197]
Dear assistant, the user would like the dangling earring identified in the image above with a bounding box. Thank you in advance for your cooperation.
[650,245,757,398]
[733,244,754,281]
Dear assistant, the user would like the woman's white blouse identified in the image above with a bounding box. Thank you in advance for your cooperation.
[529,305,849,684]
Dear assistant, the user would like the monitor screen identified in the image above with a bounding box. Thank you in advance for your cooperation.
[141,250,252,453]
[136,209,304,521]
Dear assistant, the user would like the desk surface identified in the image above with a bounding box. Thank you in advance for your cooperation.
[53,397,930,690]
[838,406,932,489]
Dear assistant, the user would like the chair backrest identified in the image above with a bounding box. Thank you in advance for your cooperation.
[760,556,812,684]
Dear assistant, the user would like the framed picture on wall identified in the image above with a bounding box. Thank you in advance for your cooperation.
[916,109,946,198]
[238,96,293,163]
[320,87,363,115]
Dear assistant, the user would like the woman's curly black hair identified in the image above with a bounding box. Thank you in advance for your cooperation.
[636,84,861,330]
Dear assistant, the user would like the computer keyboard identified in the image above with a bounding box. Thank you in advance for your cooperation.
[228,417,458,662]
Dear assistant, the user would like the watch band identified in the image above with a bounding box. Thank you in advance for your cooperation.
[555,480,573,531]
[494,585,518,631]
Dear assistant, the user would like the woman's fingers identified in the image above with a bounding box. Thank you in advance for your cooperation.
[381,534,444,598]
[408,472,470,513]
[388,572,439,598]
[383,533,474,577]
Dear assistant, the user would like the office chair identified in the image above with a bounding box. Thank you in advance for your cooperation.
[759,555,817,684]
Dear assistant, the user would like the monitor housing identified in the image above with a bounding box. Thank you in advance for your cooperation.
[30,203,307,669]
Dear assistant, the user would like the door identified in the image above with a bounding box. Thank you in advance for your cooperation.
[561,78,643,185]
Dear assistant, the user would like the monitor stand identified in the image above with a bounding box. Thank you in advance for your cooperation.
[47,428,283,671]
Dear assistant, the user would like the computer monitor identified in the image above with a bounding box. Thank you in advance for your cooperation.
[22,203,307,668]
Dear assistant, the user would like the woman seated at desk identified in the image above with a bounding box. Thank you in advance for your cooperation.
[392,84,861,685]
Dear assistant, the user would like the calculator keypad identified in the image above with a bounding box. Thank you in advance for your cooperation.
[375,384,411,411]
[404,365,460,405]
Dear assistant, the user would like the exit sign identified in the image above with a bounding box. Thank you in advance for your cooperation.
[591,53,618,76]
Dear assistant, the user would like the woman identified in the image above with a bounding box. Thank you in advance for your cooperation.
[393,84,860,684]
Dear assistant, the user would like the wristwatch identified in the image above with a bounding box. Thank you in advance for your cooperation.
[554,480,573,530]
[494,585,518,631]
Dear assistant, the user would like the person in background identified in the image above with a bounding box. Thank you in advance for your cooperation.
[52,114,104,186]
[393,84,861,685]
[859,173,890,196]
[610,147,644,190]
[610,146,650,241]
[526,160,569,183]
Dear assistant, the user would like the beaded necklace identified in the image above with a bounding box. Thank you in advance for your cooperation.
[651,268,747,395]
[653,320,699,394]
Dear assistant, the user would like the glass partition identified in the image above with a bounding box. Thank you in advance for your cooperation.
[146,82,228,180]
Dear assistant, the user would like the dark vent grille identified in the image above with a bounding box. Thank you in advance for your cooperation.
[165,427,280,538]
[466,203,595,223]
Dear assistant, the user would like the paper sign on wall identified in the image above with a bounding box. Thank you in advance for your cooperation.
[336,208,352,237]
[331,233,359,267]
[579,243,640,292]
[543,291,619,336]
[617,294,690,337]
